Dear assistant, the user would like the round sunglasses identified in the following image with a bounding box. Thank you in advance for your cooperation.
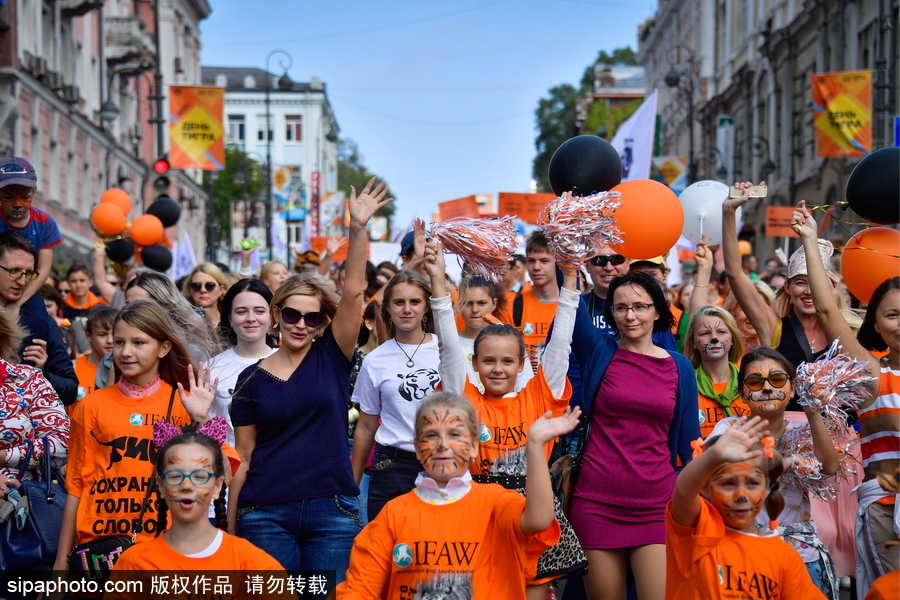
[280,306,325,328]
[742,372,790,391]
[190,281,219,293]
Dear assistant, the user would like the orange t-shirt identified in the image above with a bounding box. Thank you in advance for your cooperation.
[670,304,683,335]
[511,290,557,374]
[865,570,900,600]
[64,290,106,311]
[464,367,571,476]
[665,499,827,600]
[698,382,751,438]
[337,483,560,599]
[67,384,240,545]
[107,533,292,599]
[72,355,98,413]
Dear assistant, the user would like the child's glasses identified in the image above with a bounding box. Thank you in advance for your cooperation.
[161,469,220,486]
[742,372,790,391]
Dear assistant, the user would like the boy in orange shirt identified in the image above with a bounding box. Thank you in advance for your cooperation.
[71,305,117,409]
[508,231,558,374]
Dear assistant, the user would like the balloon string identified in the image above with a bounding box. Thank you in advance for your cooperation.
[699,214,704,237]
[804,201,884,226]
[843,246,900,260]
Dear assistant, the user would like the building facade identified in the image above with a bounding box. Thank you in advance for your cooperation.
[0,0,211,262]
[201,65,339,261]
[639,0,898,259]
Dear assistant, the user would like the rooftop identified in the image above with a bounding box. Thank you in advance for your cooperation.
[201,66,325,93]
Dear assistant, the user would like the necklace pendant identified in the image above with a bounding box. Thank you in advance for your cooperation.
[406,360,415,368]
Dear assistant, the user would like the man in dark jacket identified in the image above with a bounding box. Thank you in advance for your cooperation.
[0,231,77,405]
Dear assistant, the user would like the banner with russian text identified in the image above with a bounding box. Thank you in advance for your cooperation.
[169,86,226,170]
[811,70,872,157]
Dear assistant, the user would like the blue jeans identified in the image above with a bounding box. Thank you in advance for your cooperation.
[236,495,362,582]
[367,444,422,521]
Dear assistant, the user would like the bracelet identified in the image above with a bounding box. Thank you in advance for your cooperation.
[694,284,709,288]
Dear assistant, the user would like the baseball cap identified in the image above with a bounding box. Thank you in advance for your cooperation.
[0,157,37,189]
[629,255,667,267]
[400,231,415,258]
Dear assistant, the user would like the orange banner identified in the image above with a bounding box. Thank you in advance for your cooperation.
[438,196,480,221]
[497,192,556,224]
[169,86,226,170]
[310,237,350,262]
[811,70,872,157]
[765,206,800,238]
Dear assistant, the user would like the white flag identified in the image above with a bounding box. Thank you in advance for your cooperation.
[611,89,658,182]
[174,231,198,280]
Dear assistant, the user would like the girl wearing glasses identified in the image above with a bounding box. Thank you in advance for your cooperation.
[183,263,230,331]
[792,201,899,597]
[566,270,699,600]
[228,178,391,580]
[709,346,840,598]
[54,300,221,572]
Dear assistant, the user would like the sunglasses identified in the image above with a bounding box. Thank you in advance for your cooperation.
[0,164,30,174]
[0,265,39,280]
[589,254,627,267]
[742,372,790,391]
[190,281,219,293]
[280,306,325,328]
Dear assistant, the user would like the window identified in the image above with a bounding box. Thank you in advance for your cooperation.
[228,115,245,143]
[257,115,273,142]
[285,115,302,143]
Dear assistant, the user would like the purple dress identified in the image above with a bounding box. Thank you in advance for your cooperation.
[569,349,678,549]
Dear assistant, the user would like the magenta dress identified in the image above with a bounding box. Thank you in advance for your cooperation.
[568,349,678,549]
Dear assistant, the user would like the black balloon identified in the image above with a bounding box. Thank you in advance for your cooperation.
[140,245,172,272]
[846,147,900,225]
[548,135,623,197]
[146,197,182,228]
[105,238,134,263]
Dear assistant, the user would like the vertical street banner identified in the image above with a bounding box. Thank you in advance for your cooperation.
[811,70,872,157]
[169,86,226,170]
[611,89,658,182]
[310,171,321,237]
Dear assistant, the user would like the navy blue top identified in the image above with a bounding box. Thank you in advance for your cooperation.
[19,293,77,406]
[231,326,359,505]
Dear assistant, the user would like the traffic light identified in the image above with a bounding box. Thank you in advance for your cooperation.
[152,157,171,201]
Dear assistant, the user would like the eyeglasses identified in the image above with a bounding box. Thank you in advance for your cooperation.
[0,164,30,174]
[610,303,653,317]
[190,281,219,293]
[280,306,325,327]
[742,372,791,391]
[161,469,220,487]
[0,265,39,280]
[57,287,70,295]
[589,254,627,268]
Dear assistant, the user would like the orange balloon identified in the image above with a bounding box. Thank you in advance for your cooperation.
[130,214,164,247]
[91,203,127,236]
[99,188,132,216]
[841,227,900,303]
[608,179,684,260]
[738,240,753,256]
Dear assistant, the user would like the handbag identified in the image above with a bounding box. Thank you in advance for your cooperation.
[67,387,176,584]
[0,437,66,571]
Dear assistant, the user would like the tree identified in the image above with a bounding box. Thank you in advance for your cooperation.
[206,146,263,250]
[533,46,640,192]
[337,137,396,238]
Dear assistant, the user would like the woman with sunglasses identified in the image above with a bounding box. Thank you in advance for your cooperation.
[709,346,840,598]
[228,178,391,580]
[792,201,898,597]
[183,264,230,331]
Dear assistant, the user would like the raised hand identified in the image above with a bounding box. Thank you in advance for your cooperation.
[790,200,817,240]
[423,239,446,280]
[349,177,392,227]
[177,363,219,424]
[528,406,582,447]
[413,218,426,262]
[326,234,345,255]
[710,416,770,464]
[723,181,765,213]
[694,233,711,268]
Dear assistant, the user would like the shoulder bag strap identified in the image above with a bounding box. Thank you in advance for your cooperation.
[131,387,177,542]
[513,292,524,328]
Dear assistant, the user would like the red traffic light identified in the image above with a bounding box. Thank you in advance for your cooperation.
[153,158,169,174]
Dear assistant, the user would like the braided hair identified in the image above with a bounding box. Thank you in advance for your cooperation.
[153,425,228,536]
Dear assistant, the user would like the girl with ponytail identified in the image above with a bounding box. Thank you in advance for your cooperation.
[666,417,826,599]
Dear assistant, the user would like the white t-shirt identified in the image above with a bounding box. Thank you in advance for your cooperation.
[457,336,534,393]
[208,347,277,447]
[352,336,441,452]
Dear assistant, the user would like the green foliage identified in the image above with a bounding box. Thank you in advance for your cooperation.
[337,138,396,237]
[533,46,640,193]
[206,146,263,248]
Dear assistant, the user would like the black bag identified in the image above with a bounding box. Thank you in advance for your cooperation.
[0,437,66,570]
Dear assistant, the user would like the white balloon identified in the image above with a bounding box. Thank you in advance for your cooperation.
[678,180,741,245]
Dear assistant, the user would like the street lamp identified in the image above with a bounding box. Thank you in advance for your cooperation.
[752,135,777,181]
[664,45,697,185]
[264,49,293,258]
[704,148,729,181]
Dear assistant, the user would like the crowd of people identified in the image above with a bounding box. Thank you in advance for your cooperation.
[0,154,895,600]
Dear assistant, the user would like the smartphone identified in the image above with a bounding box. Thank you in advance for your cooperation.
[729,185,767,198]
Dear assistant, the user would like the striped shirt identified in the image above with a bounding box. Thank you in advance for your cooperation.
[859,365,900,467]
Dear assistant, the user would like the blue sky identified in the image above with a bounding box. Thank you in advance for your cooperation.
[200,0,657,233]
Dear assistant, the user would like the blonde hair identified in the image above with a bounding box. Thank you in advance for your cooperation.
[183,263,230,310]
[683,305,745,367]
[0,306,23,363]
[414,392,479,439]
[773,279,862,331]
[114,300,195,389]
[270,274,340,334]
[259,260,288,286]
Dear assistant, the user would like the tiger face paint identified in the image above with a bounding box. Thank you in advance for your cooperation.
[702,459,768,533]
[415,406,477,486]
